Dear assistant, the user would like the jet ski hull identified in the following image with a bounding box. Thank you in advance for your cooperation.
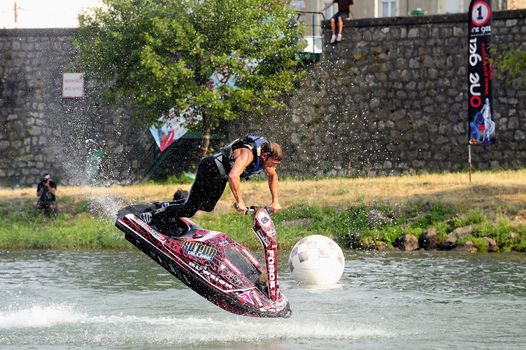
[116,213,291,318]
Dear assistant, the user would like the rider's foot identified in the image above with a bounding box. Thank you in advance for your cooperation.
[152,201,171,209]
[140,205,170,226]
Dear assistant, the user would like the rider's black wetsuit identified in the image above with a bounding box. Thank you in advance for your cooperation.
[143,136,271,223]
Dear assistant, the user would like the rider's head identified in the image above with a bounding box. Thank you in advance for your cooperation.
[261,142,283,168]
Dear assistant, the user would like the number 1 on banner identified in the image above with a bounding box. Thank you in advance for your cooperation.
[471,1,491,26]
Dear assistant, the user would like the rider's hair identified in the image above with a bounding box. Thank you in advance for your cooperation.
[265,142,283,161]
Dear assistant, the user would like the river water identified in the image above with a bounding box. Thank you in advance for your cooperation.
[1,250,525,349]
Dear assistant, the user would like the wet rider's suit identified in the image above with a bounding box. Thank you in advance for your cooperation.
[144,136,271,223]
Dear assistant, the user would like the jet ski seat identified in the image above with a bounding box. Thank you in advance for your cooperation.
[152,216,190,238]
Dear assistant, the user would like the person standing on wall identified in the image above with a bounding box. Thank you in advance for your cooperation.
[321,0,357,43]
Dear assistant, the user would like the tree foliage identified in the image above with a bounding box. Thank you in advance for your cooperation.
[74,0,304,151]
[494,48,526,86]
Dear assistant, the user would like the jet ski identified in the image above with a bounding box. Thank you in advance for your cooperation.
[115,203,291,318]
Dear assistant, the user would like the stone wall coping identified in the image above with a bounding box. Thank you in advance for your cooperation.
[322,9,526,28]
[0,27,78,37]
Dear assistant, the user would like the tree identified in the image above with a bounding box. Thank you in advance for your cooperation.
[74,0,304,155]
[494,48,526,87]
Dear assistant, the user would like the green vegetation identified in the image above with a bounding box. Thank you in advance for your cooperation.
[494,48,526,86]
[341,202,526,252]
[1,197,525,252]
[0,199,128,250]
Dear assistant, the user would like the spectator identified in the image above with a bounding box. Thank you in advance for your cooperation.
[34,173,57,210]
[321,0,357,43]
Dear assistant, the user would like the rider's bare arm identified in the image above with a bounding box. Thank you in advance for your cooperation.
[228,148,254,214]
[265,165,281,213]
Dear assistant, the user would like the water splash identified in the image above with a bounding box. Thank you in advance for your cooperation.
[87,193,127,219]
[0,303,393,346]
[0,304,85,329]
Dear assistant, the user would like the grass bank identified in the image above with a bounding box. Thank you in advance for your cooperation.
[1,170,525,252]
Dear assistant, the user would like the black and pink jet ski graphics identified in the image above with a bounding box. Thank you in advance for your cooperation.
[115,206,291,318]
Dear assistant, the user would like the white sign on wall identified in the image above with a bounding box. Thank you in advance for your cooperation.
[62,73,84,98]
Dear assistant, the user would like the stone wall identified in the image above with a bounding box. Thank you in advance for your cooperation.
[1,11,526,187]
[230,10,526,176]
[0,29,151,187]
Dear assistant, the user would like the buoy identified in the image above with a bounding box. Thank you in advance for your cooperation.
[288,235,345,286]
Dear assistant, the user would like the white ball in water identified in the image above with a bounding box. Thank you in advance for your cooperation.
[288,235,345,286]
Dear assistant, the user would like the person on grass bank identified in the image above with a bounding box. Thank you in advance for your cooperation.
[321,0,357,44]
[34,173,57,210]
[140,136,283,225]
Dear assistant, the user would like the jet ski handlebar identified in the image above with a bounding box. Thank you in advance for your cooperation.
[245,206,273,215]
[234,203,273,215]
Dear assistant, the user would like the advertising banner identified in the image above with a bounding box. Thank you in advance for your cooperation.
[468,0,495,145]
[149,108,188,153]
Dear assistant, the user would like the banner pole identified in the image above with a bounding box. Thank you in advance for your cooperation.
[467,0,494,182]
[468,144,472,183]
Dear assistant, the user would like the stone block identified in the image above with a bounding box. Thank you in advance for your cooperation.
[409,58,420,69]
[509,116,519,129]
[514,130,526,141]
[369,98,380,110]
[408,28,419,38]
[0,141,9,150]
[453,26,464,37]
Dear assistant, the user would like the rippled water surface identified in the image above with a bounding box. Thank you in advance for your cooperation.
[1,250,525,349]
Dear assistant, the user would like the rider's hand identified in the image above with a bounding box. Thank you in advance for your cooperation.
[271,202,282,214]
[234,202,247,215]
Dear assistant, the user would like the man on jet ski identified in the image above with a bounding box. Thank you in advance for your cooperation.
[141,136,283,224]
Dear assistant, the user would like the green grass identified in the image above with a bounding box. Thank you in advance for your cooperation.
[2,170,526,252]
[1,196,525,252]
[0,200,129,251]
[195,206,351,250]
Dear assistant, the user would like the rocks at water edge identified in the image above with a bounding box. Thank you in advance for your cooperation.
[394,234,419,251]
[485,237,499,253]
[419,227,438,250]
[344,209,506,252]
[453,241,478,253]
[442,225,474,250]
